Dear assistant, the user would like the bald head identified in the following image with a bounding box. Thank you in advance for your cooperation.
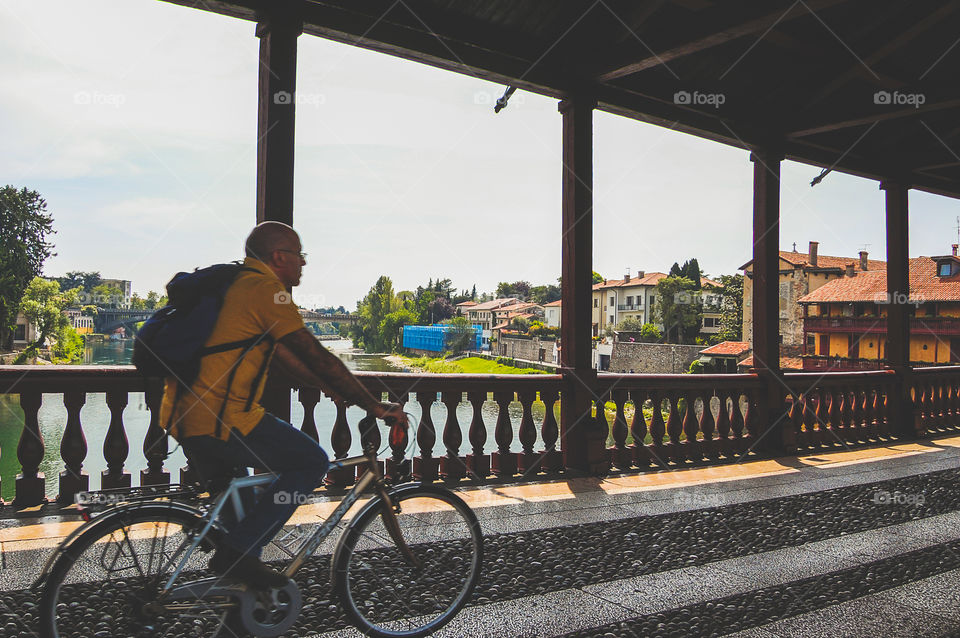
[245,221,306,288]
[245,221,299,262]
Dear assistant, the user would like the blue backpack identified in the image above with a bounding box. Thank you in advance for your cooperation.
[133,263,275,436]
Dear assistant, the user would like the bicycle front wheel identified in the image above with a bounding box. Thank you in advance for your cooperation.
[332,483,483,638]
[39,502,233,638]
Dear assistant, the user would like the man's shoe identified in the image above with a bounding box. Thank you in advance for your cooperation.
[209,545,289,590]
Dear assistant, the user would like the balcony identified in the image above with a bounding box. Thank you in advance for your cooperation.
[2,365,960,512]
[617,304,642,311]
[804,316,960,337]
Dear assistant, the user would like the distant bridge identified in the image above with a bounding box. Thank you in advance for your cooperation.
[95,309,153,333]
[299,310,357,324]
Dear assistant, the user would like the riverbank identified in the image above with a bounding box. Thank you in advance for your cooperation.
[394,354,547,375]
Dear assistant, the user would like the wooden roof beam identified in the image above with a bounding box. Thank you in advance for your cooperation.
[596,0,851,83]
[789,97,960,138]
[803,1,960,109]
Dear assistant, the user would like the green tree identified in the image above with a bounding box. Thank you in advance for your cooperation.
[592,271,604,284]
[145,291,161,310]
[510,316,530,332]
[130,293,147,310]
[350,275,397,352]
[653,276,700,344]
[0,186,55,350]
[92,283,124,308]
[716,273,744,341]
[445,316,476,354]
[640,323,663,343]
[50,326,84,364]
[615,317,644,332]
[54,271,101,295]
[496,281,531,299]
[529,284,561,305]
[15,278,80,362]
[381,308,417,352]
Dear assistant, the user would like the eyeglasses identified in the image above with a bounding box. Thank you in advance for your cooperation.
[276,249,307,260]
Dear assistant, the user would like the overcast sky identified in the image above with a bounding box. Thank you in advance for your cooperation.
[2,0,959,309]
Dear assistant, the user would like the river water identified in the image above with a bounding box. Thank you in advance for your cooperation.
[0,339,543,501]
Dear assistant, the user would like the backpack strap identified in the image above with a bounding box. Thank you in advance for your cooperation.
[244,337,277,412]
[214,331,275,439]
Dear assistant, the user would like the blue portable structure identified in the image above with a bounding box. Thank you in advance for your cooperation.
[402,324,482,353]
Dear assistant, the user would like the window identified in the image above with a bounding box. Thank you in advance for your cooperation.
[626,296,633,306]
[703,317,717,328]
[609,315,614,325]
[609,297,615,307]
[649,295,655,306]
[593,299,598,308]
[940,263,952,277]
[14,324,26,341]
[807,335,816,348]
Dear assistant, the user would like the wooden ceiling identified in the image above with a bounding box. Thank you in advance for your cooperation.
[161,0,960,199]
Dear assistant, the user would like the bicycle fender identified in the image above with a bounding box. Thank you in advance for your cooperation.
[30,500,211,591]
[328,482,453,583]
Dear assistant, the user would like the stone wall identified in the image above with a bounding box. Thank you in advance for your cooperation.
[609,342,705,374]
[495,336,558,364]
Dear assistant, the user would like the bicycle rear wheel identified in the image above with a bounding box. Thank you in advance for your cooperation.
[39,502,234,638]
[332,483,483,638]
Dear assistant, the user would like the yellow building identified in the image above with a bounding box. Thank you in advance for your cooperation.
[798,252,960,370]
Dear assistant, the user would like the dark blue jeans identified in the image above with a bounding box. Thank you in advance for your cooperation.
[181,413,329,558]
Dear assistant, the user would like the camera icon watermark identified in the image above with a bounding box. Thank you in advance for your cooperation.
[873,90,925,109]
[674,492,723,507]
[871,489,925,506]
[274,490,311,505]
[871,291,920,307]
[75,491,126,506]
[273,91,326,107]
[674,90,726,109]
[74,91,126,108]
[274,291,293,305]
[473,90,525,107]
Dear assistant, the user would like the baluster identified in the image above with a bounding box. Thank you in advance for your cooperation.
[101,391,130,489]
[802,392,817,447]
[715,393,731,458]
[141,380,170,486]
[917,382,930,434]
[517,390,540,475]
[700,393,717,460]
[325,398,355,486]
[14,390,45,507]
[298,388,321,442]
[681,392,700,462]
[862,388,876,439]
[491,391,517,477]
[441,391,466,480]
[828,387,842,441]
[58,391,88,505]
[629,391,650,467]
[466,390,490,478]
[950,381,960,428]
[742,391,757,450]
[815,388,829,444]
[937,383,947,429]
[413,391,439,482]
[665,392,682,463]
[356,411,383,480]
[385,390,410,481]
[539,389,562,473]
[606,390,630,470]
[789,393,805,448]
[876,385,889,436]
[730,392,746,453]
[840,387,853,439]
[649,391,667,464]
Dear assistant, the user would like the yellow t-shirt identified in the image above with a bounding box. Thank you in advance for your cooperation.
[160,258,305,440]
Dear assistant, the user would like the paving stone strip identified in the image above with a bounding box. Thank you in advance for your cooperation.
[557,538,960,638]
[3,466,960,637]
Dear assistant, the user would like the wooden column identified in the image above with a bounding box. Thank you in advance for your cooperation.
[750,147,793,453]
[559,94,607,473]
[256,10,301,226]
[882,180,917,437]
[256,9,301,421]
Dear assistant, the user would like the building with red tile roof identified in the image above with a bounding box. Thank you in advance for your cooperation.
[797,252,960,369]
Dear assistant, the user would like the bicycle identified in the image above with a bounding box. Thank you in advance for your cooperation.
[34,422,483,638]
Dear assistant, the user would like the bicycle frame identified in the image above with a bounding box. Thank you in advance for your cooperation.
[160,445,405,593]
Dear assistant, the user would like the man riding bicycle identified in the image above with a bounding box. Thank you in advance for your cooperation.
[160,221,407,589]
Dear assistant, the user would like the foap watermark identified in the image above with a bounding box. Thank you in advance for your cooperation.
[75,491,126,506]
[274,490,311,505]
[871,291,922,308]
[273,292,327,308]
[674,90,725,109]
[874,90,925,109]
[871,490,925,506]
[273,91,326,107]
[673,492,723,508]
[473,90,526,107]
[74,91,126,108]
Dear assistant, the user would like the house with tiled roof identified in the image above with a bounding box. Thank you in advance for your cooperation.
[741,241,886,351]
[797,249,960,370]
[544,299,562,329]
[592,271,723,338]
[695,340,752,373]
